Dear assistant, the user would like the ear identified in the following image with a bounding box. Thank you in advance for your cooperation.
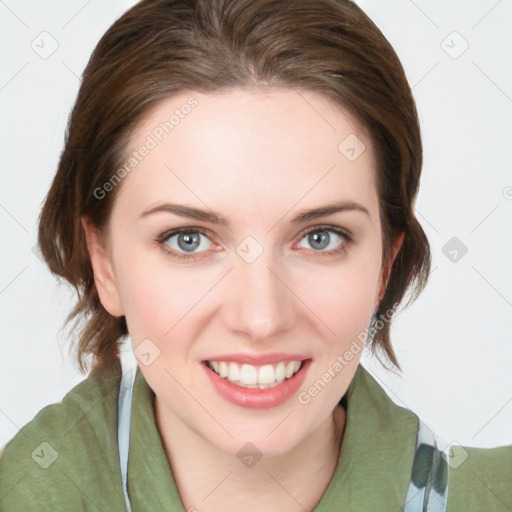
[81,216,124,317]
[374,231,405,311]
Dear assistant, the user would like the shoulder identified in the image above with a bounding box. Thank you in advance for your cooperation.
[446,443,512,511]
[354,365,512,511]
[349,363,420,430]
[0,360,126,511]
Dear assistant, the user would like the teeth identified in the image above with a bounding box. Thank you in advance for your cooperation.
[286,361,300,378]
[240,364,258,384]
[228,362,240,381]
[207,360,303,388]
[258,364,276,384]
[218,362,228,378]
[275,363,286,382]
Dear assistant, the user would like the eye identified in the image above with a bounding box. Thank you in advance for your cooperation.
[296,225,352,256]
[156,224,353,261]
[156,227,214,261]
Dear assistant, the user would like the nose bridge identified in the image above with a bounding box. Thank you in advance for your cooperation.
[222,244,295,340]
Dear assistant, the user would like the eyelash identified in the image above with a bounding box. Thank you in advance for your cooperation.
[155,225,354,261]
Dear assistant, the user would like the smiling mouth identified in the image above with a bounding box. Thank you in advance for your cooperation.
[202,359,310,389]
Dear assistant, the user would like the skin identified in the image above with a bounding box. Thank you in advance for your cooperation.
[83,87,404,512]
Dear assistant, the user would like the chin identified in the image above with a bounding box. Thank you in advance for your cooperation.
[206,420,307,460]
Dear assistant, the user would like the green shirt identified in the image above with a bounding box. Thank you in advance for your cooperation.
[1,360,510,511]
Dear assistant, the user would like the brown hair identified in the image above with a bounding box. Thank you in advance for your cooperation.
[38,0,430,374]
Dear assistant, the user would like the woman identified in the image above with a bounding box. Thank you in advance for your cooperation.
[0,0,510,510]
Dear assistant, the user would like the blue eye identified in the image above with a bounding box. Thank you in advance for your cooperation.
[297,226,352,256]
[158,228,213,260]
[156,225,353,261]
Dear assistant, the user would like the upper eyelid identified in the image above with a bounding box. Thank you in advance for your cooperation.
[159,224,352,248]
[297,224,352,237]
[158,226,214,243]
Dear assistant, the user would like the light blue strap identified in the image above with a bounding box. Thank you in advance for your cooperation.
[403,419,449,511]
[117,362,136,512]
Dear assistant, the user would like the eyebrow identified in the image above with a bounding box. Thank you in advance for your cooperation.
[139,200,370,226]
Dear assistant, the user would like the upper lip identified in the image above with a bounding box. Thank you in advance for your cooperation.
[203,353,312,366]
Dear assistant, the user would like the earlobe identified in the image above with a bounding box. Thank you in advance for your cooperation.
[81,216,124,317]
[374,231,405,311]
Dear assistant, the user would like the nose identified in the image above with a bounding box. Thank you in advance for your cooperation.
[221,246,296,343]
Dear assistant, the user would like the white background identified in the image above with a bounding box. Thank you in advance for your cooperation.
[0,0,511,450]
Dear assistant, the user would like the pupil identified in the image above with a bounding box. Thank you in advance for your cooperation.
[310,231,329,250]
[178,233,200,252]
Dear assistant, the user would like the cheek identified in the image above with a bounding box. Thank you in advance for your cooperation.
[304,272,376,345]
[300,251,381,331]
[113,244,214,344]
[112,229,382,347]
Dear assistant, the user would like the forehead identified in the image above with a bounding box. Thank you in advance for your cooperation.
[116,87,378,222]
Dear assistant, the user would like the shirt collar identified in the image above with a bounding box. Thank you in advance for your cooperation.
[126,363,419,511]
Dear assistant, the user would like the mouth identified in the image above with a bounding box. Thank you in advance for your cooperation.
[201,358,313,409]
[202,358,310,389]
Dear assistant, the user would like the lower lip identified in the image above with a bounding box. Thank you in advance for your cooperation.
[202,359,312,409]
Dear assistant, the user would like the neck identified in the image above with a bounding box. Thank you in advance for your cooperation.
[154,400,346,512]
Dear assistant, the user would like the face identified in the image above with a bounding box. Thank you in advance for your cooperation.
[84,87,402,458]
